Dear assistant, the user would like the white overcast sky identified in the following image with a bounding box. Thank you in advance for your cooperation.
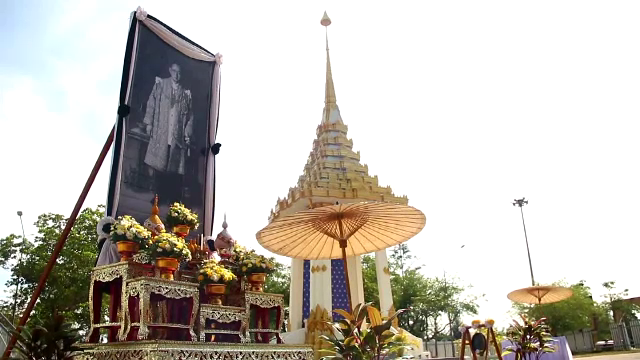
[2,1,640,326]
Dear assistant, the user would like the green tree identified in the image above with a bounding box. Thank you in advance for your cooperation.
[512,280,596,336]
[361,255,379,308]
[0,234,21,269]
[602,281,639,324]
[389,245,479,341]
[264,258,291,307]
[0,206,103,331]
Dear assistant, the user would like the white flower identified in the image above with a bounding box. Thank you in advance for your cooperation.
[135,6,148,21]
[126,231,134,240]
[116,230,125,235]
[485,319,495,328]
[215,53,223,65]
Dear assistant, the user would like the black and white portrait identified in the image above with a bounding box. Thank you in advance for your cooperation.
[114,22,215,236]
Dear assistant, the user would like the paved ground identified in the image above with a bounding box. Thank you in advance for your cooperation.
[578,353,640,360]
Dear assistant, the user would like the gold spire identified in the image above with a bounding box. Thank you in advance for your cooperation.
[266,13,408,223]
[322,12,336,107]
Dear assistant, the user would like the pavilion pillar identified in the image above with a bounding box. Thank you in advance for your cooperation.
[375,250,394,317]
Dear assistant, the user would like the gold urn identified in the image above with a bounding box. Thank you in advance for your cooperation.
[173,224,190,238]
[247,273,267,292]
[155,257,179,280]
[205,283,227,305]
[116,241,139,262]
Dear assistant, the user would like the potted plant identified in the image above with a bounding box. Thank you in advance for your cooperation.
[10,314,81,360]
[165,202,199,238]
[198,260,237,305]
[503,315,556,360]
[148,232,192,280]
[235,250,275,292]
[319,303,412,360]
[110,215,152,262]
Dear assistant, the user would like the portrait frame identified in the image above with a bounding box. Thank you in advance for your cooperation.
[105,8,221,239]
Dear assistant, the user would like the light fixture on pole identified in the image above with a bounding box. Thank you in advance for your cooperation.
[512,197,534,286]
[507,199,574,306]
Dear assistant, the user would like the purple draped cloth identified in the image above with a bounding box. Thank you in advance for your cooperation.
[501,336,573,360]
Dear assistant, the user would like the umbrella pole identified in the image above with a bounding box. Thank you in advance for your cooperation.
[336,215,353,311]
[339,239,353,312]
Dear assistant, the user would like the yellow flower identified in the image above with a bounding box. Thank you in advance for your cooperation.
[242,266,247,272]
[198,275,204,281]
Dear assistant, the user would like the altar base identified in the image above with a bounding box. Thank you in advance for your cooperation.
[75,341,313,360]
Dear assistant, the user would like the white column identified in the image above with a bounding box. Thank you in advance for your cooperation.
[375,249,394,317]
[309,259,332,315]
[289,258,304,331]
[346,255,365,308]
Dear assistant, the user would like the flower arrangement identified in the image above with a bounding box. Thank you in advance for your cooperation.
[197,260,237,285]
[238,251,275,275]
[148,232,192,261]
[230,244,248,263]
[165,203,199,230]
[110,215,152,247]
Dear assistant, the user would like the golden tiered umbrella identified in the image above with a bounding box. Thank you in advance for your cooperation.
[256,202,426,309]
[507,285,573,305]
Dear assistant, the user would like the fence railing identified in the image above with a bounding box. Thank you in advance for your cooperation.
[630,320,640,349]
[423,340,499,359]
[0,313,15,356]
[562,329,595,353]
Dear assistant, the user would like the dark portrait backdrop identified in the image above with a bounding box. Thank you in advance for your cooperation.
[116,23,214,237]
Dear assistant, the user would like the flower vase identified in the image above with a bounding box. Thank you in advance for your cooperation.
[173,225,190,238]
[116,241,139,262]
[155,257,180,280]
[247,273,267,292]
[205,283,226,305]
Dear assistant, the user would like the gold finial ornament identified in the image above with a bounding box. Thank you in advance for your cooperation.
[320,11,331,26]
[322,11,337,108]
[144,194,165,236]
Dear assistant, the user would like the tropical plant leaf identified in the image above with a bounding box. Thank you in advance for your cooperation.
[367,305,383,327]
[333,309,355,321]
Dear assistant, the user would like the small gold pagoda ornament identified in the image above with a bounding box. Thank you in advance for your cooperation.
[144,194,165,237]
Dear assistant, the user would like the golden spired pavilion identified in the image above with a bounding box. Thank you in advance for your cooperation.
[267,12,412,334]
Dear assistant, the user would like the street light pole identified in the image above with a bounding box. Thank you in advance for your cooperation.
[12,211,27,323]
[513,198,535,286]
[445,244,465,356]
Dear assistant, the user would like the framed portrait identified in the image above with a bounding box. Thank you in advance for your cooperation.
[106,9,221,240]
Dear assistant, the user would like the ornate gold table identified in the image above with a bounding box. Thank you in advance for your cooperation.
[199,304,248,343]
[245,291,285,343]
[75,341,314,360]
[87,262,154,343]
[121,277,199,342]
